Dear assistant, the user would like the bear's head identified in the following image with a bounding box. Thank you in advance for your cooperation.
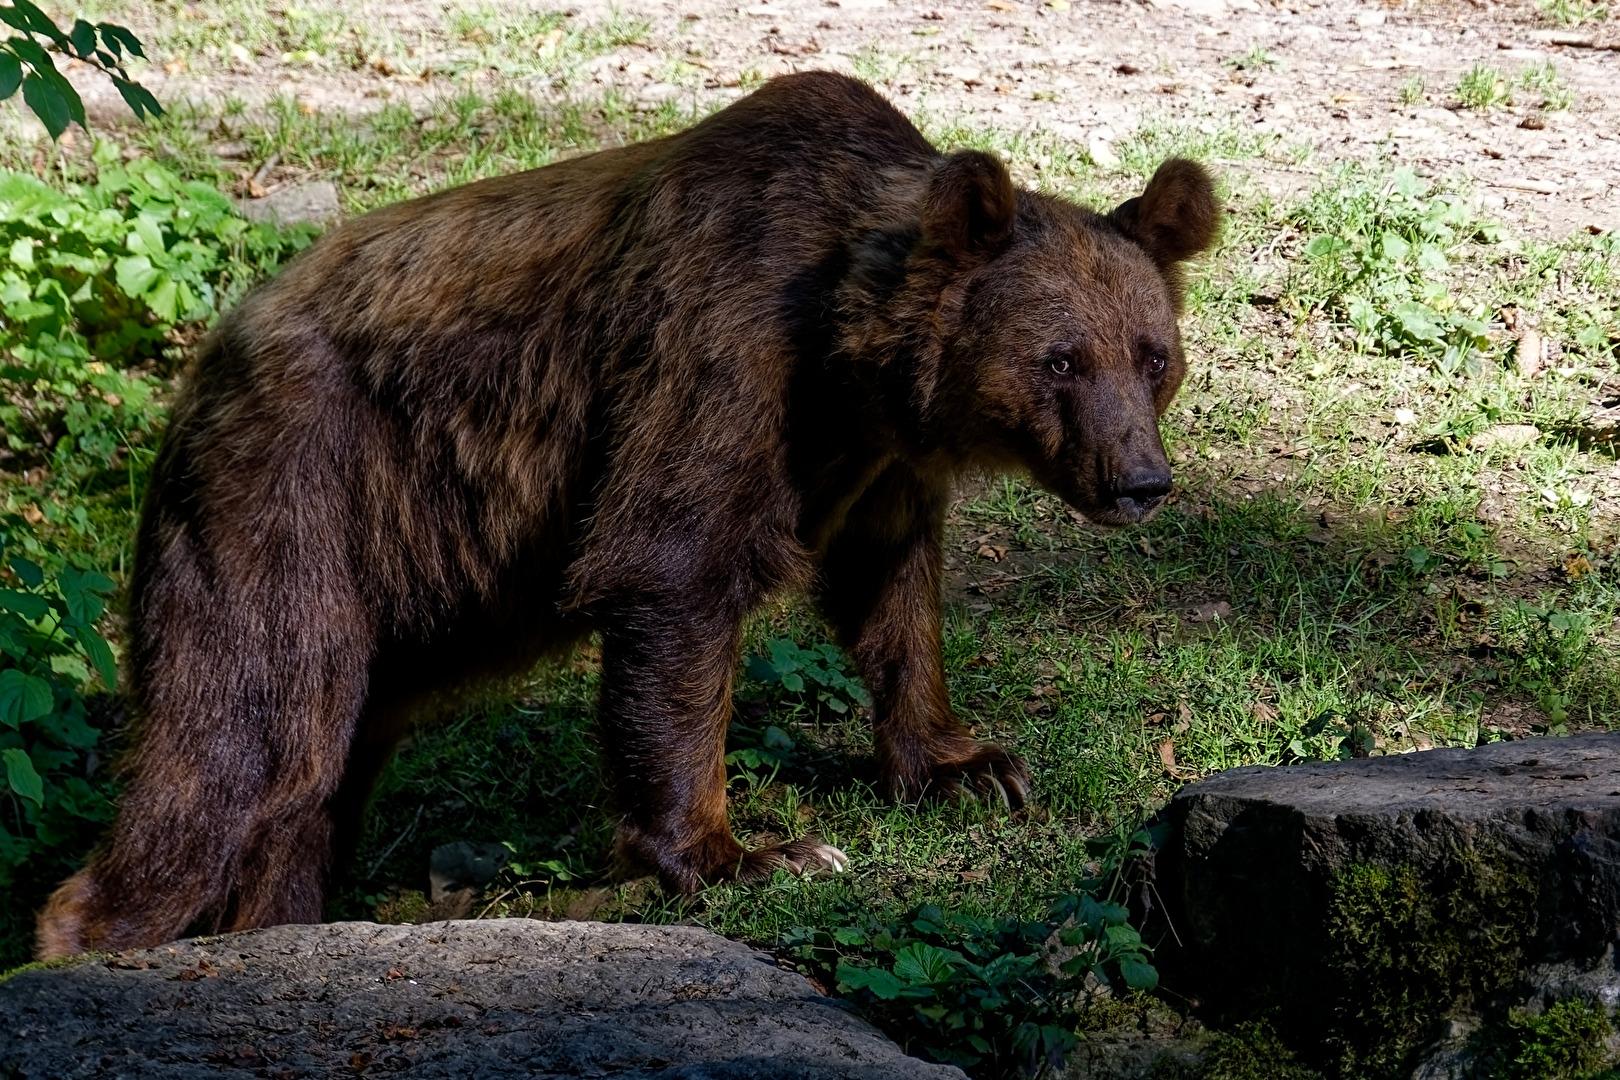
[911,152,1219,527]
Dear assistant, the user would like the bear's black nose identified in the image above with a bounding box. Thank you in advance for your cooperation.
[1112,469,1172,516]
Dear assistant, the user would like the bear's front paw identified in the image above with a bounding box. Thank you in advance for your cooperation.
[887,740,1031,809]
[735,836,848,881]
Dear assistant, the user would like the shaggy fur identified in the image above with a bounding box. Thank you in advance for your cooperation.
[37,72,1217,957]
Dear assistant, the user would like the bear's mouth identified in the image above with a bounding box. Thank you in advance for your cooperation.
[1037,473,1169,530]
[1068,497,1165,529]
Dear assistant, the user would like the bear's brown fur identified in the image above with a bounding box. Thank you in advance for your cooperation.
[36,72,1217,957]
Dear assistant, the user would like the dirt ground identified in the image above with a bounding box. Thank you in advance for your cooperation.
[90,0,1620,241]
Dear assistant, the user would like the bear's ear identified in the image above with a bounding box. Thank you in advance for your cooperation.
[1108,158,1219,272]
[919,150,1017,260]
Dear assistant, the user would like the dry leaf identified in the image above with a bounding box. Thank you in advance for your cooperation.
[976,543,1009,562]
[986,0,1018,9]
[1251,701,1279,724]
[1564,553,1593,579]
[959,869,989,883]
[1175,701,1193,734]
[1157,739,1177,770]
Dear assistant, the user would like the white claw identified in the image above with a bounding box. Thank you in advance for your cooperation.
[988,775,1010,809]
[815,844,849,874]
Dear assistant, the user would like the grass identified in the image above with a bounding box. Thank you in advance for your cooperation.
[1537,0,1610,27]
[1455,63,1513,110]
[0,1,1617,1073]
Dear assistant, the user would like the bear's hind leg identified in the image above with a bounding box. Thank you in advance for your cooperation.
[36,525,373,956]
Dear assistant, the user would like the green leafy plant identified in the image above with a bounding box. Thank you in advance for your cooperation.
[1536,0,1609,26]
[746,637,872,717]
[0,147,316,488]
[0,1,160,138]
[1294,167,1498,377]
[1397,74,1425,106]
[780,826,1163,1078]
[1455,63,1513,110]
[0,517,117,886]
[1497,601,1594,727]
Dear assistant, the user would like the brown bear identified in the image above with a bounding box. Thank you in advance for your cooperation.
[36,71,1217,957]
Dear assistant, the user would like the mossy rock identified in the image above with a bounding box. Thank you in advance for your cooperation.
[1154,733,1620,1080]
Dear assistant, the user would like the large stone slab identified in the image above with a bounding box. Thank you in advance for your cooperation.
[0,920,965,1079]
[1156,733,1620,1078]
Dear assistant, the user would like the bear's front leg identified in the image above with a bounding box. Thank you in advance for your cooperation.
[820,467,1031,807]
[598,600,846,892]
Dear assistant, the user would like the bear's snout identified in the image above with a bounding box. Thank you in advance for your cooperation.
[1109,465,1173,522]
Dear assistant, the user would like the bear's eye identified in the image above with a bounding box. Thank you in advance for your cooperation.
[1047,346,1078,376]
[1143,350,1168,378]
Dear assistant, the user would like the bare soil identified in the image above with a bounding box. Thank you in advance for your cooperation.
[87,0,1620,240]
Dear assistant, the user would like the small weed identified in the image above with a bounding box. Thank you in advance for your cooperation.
[1455,64,1513,110]
[1222,47,1277,70]
[1397,74,1425,106]
[851,44,915,86]
[1519,60,1576,111]
[745,637,872,719]
[1537,0,1610,26]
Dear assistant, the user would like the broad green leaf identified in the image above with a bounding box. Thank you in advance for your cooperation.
[0,588,48,620]
[68,18,95,58]
[21,73,68,139]
[98,23,148,60]
[2,747,43,805]
[1305,235,1348,258]
[7,236,30,269]
[1119,958,1159,991]
[35,61,85,126]
[146,277,178,321]
[9,558,43,589]
[0,52,20,100]
[892,942,963,985]
[0,667,53,727]
[11,0,64,41]
[6,34,50,68]
[129,212,165,256]
[113,254,160,296]
[1379,231,1409,261]
[837,964,908,1000]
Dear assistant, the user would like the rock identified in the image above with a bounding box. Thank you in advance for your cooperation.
[1156,733,1620,1078]
[0,920,964,1079]
[1466,423,1541,451]
[1088,135,1121,169]
[1062,1029,1213,1078]
[239,180,342,228]
[429,841,508,899]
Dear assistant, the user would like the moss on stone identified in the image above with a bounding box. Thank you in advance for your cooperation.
[0,949,102,983]
[1321,852,1539,1080]
[1145,1022,1324,1080]
[1493,1000,1616,1080]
